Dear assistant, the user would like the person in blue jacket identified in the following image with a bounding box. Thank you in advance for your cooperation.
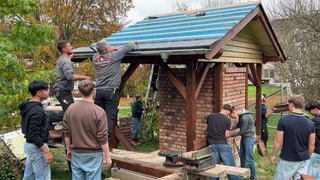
[130,94,145,145]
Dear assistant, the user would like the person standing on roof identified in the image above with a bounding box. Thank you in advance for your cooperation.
[53,41,91,112]
[92,40,138,147]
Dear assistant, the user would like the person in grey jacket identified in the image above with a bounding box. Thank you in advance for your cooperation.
[54,41,91,112]
[231,108,257,180]
[92,40,138,145]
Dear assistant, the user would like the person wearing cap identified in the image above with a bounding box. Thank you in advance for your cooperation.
[207,104,241,180]
[270,95,315,180]
[261,94,275,148]
[304,99,320,179]
[231,107,257,180]
[92,40,138,147]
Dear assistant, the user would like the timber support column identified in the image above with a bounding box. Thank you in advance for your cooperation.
[186,61,196,151]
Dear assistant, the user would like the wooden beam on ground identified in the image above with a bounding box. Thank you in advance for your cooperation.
[196,164,250,178]
[157,172,186,180]
[111,156,175,178]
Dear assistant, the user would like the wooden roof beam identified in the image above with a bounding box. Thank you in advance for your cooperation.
[249,64,260,88]
[262,56,282,63]
[195,62,212,99]
[159,61,187,99]
[120,61,141,90]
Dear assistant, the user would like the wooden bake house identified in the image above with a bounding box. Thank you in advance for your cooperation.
[73,1,286,153]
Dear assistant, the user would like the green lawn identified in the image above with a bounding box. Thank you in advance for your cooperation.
[248,84,284,97]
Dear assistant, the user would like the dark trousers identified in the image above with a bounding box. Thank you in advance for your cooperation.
[261,123,268,146]
[94,88,120,141]
[54,89,74,171]
[55,90,74,112]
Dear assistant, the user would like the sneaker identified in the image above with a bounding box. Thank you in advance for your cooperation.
[135,140,141,145]
[130,140,137,145]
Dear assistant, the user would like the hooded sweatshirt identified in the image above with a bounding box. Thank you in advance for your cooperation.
[19,100,49,148]
[231,109,256,138]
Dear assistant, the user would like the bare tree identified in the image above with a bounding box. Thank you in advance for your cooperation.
[266,0,320,101]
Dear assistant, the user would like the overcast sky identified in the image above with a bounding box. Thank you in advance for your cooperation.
[126,0,284,25]
[127,0,203,24]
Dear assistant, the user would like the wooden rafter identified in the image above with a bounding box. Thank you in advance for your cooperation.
[249,64,260,88]
[195,63,212,99]
[159,61,186,99]
[120,61,141,90]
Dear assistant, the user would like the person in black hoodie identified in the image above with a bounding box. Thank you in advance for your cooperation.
[19,80,54,180]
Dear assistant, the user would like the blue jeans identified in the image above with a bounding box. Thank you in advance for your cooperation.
[275,158,309,180]
[132,117,141,140]
[23,143,50,180]
[240,136,256,179]
[308,153,320,179]
[210,144,241,180]
[71,151,103,180]
[95,89,120,141]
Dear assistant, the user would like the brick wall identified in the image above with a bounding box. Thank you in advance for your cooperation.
[159,66,247,153]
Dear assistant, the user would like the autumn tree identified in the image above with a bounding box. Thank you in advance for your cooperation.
[0,0,57,128]
[42,0,133,45]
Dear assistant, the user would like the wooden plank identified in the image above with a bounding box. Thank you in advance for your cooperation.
[111,169,156,180]
[157,172,185,180]
[223,45,262,55]
[198,57,262,64]
[221,51,262,59]
[46,106,62,112]
[111,149,176,178]
[197,164,250,177]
